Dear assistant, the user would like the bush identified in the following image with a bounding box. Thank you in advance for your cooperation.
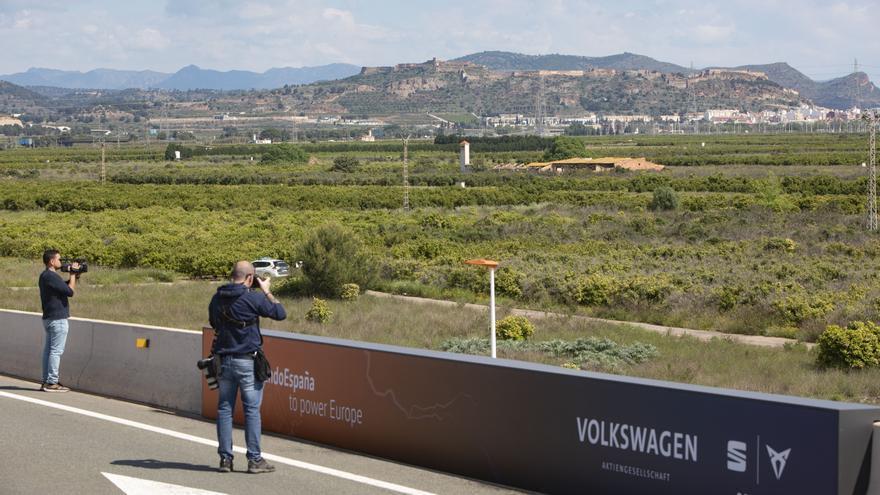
[305,297,332,323]
[543,136,586,161]
[496,315,536,341]
[340,283,360,301]
[816,321,880,369]
[495,267,523,298]
[648,186,679,211]
[439,336,658,370]
[298,224,374,297]
[331,156,359,173]
[535,337,658,366]
[764,237,798,253]
[261,143,308,164]
[772,293,835,325]
[576,274,620,306]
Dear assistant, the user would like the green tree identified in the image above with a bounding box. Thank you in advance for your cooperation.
[331,156,359,173]
[298,224,374,297]
[564,122,595,136]
[648,186,679,211]
[259,128,291,142]
[261,143,308,164]
[543,136,586,161]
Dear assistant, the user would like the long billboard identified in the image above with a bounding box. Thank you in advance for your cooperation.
[202,329,879,494]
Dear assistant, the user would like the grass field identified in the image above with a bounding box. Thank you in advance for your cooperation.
[3,133,880,404]
[3,257,880,406]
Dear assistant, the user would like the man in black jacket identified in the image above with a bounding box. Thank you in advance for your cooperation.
[209,260,286,474]
[38,249,79,392]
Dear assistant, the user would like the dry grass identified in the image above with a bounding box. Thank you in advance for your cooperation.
[3,269,880,405]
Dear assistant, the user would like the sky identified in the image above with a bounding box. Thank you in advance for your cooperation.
[0,0,878,83]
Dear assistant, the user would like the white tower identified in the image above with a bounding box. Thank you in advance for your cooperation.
[459,140,470,172]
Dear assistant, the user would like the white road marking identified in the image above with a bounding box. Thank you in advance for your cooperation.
[102,472,227,495]
[0,391,435,495]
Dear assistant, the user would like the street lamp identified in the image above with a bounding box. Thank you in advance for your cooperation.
[464,258,499,358]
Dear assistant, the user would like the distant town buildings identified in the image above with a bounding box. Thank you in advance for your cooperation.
[478,103,862,134]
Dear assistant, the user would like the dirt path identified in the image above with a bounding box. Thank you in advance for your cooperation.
[365,290,810,349]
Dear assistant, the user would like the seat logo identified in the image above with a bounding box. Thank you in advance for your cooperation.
[726,441,747,472]
[766,445,791,480]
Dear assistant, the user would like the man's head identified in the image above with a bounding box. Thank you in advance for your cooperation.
[231,260,257,287]
[43,249,61,269]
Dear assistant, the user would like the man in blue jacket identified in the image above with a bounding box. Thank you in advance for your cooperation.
[209,260,287,474]
[38,249,79,392]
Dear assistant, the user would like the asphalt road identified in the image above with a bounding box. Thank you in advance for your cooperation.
[0,374,519,495]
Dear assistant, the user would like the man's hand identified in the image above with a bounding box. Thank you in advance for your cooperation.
[254,276,280,304]
[71,262,80,278]
[254,275,270,293]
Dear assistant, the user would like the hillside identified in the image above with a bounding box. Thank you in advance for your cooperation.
[452,53,877,110]
[454,51,691,74]
[736,63,880,109]
[269,59,802,116]
[814,72,880,109]
[0,80,49,116]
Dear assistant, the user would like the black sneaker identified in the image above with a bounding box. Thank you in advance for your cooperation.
[218,458,233,473]
[41,383,69,393]
[247,458,275,474]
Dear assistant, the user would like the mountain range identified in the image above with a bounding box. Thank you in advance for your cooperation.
[1,51,877,111]
[0,64,362,91]
[455,52,879,109]
[734,63,878,110]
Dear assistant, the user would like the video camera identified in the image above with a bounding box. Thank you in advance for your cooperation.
[197,356,219,390]
[60,258,88,275]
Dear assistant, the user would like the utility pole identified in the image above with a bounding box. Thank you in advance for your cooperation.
[535,75,547,137]
[403,134,411,210]
[867,112,877,231]
[100,141,106,184]
[854,58,861,110]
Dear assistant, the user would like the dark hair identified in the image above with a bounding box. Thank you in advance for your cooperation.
[43,249,60,265]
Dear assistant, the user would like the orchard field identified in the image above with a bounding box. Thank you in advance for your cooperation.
[5,132,880,402]
[1,133,876,342]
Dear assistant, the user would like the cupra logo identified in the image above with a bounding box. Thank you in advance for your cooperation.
[766,445,791,480]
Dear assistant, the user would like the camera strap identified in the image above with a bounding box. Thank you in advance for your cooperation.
[212,292,262,354]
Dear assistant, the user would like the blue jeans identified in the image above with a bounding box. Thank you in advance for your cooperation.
[216,356,264,461]
[41,318,69,385]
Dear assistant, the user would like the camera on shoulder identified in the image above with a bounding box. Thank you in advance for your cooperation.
[60,258,89,275]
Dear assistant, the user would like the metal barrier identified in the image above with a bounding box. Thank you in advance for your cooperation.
[0,308,876,494]
[203,328,880,495]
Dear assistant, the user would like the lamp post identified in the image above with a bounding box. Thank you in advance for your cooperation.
[464,258,499,358]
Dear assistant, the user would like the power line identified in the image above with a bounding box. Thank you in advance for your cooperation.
[534,75,547,137]
[853,58,861,110]
[100,141,106,184]
[402,134,411,211]
[867,112,877,231]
